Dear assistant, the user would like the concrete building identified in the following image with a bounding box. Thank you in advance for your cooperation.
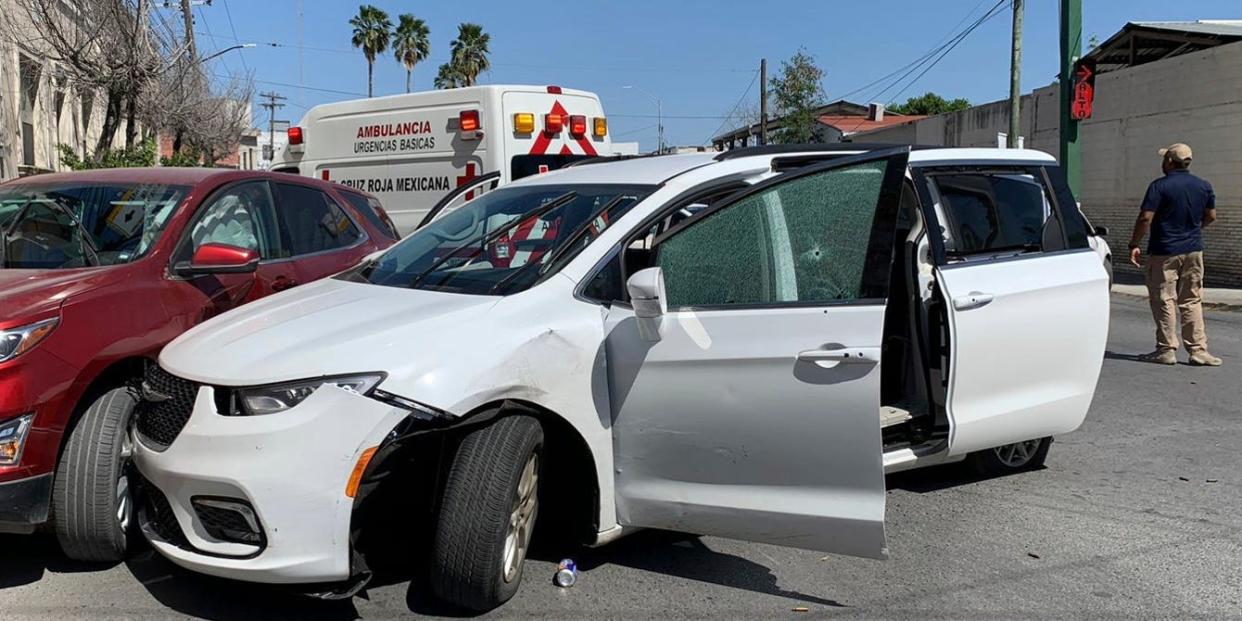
[855,21,1242,287]
[0,0,133,180]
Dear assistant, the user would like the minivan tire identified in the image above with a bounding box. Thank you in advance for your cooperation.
[430,415,544,612]
[968,436,1052,476]
[52,387,137,562]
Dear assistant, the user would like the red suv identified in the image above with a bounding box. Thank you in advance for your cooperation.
[0,168,397,560]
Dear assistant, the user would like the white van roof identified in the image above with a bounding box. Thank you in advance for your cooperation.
[296,85,599,123]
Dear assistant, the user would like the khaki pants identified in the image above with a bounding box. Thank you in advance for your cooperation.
[1145,251,1207,354]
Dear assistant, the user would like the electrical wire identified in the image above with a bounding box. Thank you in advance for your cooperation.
[706,69,760,143]
[220,0,250,73]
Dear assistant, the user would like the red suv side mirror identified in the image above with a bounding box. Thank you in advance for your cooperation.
[174,243,260,277]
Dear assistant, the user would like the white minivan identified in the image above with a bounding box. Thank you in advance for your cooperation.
[132,145,1109,611]
[271,84,613,235]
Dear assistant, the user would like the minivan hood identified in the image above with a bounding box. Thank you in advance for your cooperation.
[160,278,501,386]
[0,267,115,323]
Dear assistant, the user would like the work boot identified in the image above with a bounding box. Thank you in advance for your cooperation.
[1189,352,1223,366]
[1138,350,1177,365]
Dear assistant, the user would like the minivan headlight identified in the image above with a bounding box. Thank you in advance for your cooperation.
[235,374,385,416]
[0,318,59,363]
[0,414,35,466]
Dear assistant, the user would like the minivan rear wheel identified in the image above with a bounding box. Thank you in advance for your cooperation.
[968,437,1052,476]
[430,415,544,611]
[52,387,137,562]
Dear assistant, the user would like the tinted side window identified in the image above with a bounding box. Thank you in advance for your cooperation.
[934,174,1049,255]
[1042,165,1091,249]
[656,160,893,308]
[184,181,280,260]
[273,183,362,256]
[340,191,397,239]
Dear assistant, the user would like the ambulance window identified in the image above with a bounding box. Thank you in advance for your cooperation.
[273,183,363,256]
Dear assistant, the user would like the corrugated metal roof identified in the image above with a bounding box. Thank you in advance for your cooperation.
[1130,20,1242,38]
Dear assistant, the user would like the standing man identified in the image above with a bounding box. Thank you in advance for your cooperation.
[1128,143,1221,366]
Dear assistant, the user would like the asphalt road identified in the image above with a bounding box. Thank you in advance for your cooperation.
[3,297,1239,620]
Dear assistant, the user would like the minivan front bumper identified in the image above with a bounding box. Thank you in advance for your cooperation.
[132,381,405,584]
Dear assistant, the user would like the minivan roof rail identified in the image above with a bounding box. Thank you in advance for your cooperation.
[713,142,937,161]
[562,152,672,169]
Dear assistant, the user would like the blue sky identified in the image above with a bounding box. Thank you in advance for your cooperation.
[192,0,1240,150]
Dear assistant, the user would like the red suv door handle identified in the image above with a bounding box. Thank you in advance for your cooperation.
[272,277,299,291]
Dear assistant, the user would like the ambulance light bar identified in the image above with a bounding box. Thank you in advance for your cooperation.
[513,112,536,134]
[459,110,481,140]
[545,112,564,134]
[593,117,608,138]
[569,115,587,137]
[288,126,303,145]
[546,85,563,94]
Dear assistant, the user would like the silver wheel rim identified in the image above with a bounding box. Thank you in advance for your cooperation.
[502,452,539,583]
[993,439,1042,468]
[116,431,134,532]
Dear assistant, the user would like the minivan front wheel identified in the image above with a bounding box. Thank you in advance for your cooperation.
[968,437,1052,476]
[430,415,544,611]
[52,387,137,562]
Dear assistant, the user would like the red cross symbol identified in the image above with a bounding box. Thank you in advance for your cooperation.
[456,162,479,200]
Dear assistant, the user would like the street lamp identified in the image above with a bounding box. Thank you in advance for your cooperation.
[198,43,257,64]
[623,85,664,154]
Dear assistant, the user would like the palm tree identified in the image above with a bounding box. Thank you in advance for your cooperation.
[449,22,491,87]
[392,14,430,93]
[349,4,392,97]
[434,63,461,90]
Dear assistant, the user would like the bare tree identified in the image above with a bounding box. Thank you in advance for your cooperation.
[1,0,190,157]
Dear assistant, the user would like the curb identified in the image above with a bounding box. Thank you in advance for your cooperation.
[1111,289,1242,312]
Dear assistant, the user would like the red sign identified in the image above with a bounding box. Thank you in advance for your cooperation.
[1071,59,1097,120]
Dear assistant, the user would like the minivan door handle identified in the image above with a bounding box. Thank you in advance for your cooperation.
[797,347,880,365]
[952,291,994,311]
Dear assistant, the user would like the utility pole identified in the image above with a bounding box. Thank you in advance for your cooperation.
[180,0,196,59]
[259,91,286,165]
[759,58,768,146]
[1059,0,1083,194]
[1008,0,1023,148]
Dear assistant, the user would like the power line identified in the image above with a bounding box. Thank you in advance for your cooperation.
[839,0,1010,135]
[706,69,760,143]
[220,0,250,73]
[213,74,365,97]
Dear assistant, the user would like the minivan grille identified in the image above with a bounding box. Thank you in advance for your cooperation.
[134,365,199,449]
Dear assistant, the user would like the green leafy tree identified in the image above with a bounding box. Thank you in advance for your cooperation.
[350,4,393,97]
[769,48,826,144]
[393,14,431,93]
[160,147,204,168]
[448,23,491,87]
[57,139,157,170]
[434,63,463,89]
[887,92,971,116]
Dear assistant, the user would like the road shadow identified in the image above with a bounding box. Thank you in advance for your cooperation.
[557,530,844,607]
[124,547,361,621]
[886,461,1048,494]
[1104,350,1146,363]
[0,533,118,589]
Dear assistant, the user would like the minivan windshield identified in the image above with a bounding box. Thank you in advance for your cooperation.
[0,181,189,269]
[352,183,653,295]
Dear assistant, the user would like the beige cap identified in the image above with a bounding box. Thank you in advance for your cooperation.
[1159,143,1193,164]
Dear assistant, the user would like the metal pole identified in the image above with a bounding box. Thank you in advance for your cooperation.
[760,58,768,145]
[180,0,196,59]
[1008,0,1023,148]
[1060,0,1082,194]
[657,99,664,153]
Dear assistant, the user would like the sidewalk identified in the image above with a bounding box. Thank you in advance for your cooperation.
[1113,284,1242,311]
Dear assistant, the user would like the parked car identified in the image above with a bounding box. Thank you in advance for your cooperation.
[133,145,1109,611]
[0,167,396,560]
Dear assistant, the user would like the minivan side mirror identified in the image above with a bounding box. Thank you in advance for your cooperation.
[1094,225,1109,237]
[627,267,667,319]
[174,243,260,277]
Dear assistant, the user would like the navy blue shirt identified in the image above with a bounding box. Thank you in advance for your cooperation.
[1140,169,1216,256]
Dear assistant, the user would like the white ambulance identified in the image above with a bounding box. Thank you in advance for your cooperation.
[271,85,613,235]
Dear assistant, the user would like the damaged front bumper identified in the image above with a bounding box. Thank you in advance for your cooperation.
[132,383,408,584]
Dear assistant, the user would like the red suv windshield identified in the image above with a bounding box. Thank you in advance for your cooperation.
[0,182,189,269]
